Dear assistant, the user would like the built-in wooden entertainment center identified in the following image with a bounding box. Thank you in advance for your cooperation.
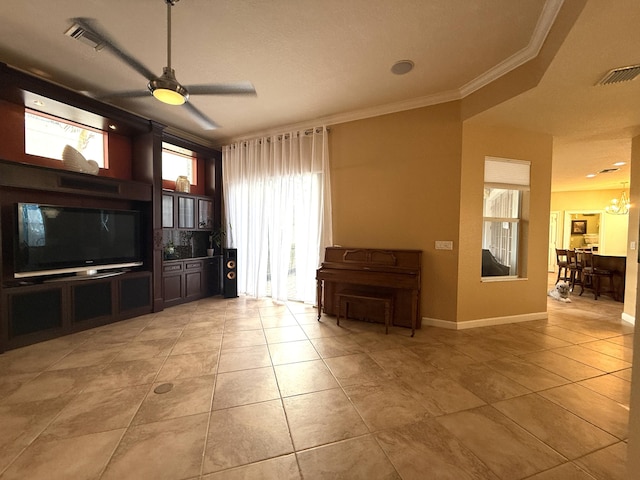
[0,62,222,352]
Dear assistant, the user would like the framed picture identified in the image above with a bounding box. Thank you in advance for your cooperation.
[571,220,587,235]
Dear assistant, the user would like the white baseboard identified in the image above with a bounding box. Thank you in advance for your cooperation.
[622,312,635,326]
[422,312,548,330]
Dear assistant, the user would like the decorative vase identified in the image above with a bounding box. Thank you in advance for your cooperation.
[175,175,190,193]
[207,248,214,257]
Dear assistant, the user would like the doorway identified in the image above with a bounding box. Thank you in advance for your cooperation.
[563,210,604,252]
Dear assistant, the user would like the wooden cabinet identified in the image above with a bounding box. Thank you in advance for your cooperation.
[0,159,155,352]
[163,259,201,307]
[161,192,218,308]
[184,260,203,300]
[162,192,212,230]
[162,257,221,307]
[0,64,223,352]
[162,262,183,306]
[72,280,113,323]
[1,271,152,352]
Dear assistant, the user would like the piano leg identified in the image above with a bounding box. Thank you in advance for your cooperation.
[316,279,323,321]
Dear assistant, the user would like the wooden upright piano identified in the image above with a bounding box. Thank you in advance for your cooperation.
[316,247,422,331]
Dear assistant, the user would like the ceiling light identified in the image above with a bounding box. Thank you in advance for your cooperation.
[613,161,626,166]
[586,174,596,178]
[391,60,414,75]
[148,67,189,105]
[108,124,117,130]
[605,182,630,215]
[29,68,52,79]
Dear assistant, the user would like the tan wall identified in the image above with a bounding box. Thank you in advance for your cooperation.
[550,190,629,256]
[328,102,463,322]
[457,123,553,323]
[628,134,640,480]
[627,136,640,321]
[329,107,553,325]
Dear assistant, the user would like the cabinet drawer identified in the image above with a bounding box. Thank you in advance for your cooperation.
[163,263,183,273]
[185,260,203,270]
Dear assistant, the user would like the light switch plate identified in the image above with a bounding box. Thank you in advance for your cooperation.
[435,240,453,250]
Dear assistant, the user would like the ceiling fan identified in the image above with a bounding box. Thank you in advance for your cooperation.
[67,0,256,130]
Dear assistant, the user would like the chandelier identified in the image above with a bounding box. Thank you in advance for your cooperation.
[605,183,630,215]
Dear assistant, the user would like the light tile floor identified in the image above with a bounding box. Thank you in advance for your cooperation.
[0,280,633,479]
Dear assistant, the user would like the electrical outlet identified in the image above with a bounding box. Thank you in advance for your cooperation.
[435,240,453,250]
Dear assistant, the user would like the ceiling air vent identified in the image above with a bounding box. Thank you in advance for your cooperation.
[598,168,620,174]
[64,23,105,51]
[597,64,640,85]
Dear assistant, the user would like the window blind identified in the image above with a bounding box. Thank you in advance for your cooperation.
[484,157,530,187]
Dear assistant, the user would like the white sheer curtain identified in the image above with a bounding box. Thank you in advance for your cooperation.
[222,127,332,303]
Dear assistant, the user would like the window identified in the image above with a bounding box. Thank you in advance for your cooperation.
[222,128,332,304]
[482,157,530,278]
[162,142,196,184]
[25,110,106,167]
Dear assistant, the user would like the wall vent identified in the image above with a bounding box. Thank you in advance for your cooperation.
[64,23,105,51]
[597,65,640,85]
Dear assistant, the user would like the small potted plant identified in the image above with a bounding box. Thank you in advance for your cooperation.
[206,235,214,257]
[164,240,176,260]
[209,227,226,256]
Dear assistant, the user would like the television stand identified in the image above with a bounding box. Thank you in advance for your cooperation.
[44,270,126,283]
[2,270,152,352]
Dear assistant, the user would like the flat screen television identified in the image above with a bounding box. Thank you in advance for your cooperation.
[14,202,143,279]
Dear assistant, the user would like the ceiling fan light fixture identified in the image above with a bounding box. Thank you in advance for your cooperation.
[151,86,187,105]
[148,67,189,105]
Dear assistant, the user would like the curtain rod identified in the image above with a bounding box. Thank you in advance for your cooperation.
[227,127,330,148]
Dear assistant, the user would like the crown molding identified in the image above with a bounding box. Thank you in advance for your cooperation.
[459,0,564,97]
[217,89,461,145]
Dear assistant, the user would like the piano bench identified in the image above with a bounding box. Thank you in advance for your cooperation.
[336,291,394,335]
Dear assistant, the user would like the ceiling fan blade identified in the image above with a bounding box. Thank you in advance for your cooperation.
[183,102,220,130]
[97,90,150,100]
[70,17,158,82]
[186,82,257,96]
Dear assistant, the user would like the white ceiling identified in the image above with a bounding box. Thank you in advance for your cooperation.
[0,0,638,192]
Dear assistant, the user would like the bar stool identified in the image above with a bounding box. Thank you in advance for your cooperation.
[567,249,582,292]
[580,251,616,301]
[555,248,570,284]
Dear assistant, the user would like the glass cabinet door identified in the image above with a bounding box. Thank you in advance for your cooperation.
[198,199,213,229]
[178,196,195,229]
[162,194,174,228]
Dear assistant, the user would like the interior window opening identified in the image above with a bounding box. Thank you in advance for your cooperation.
[24,109,107,168]
[162,142,197,186]
[482,157,530,279]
